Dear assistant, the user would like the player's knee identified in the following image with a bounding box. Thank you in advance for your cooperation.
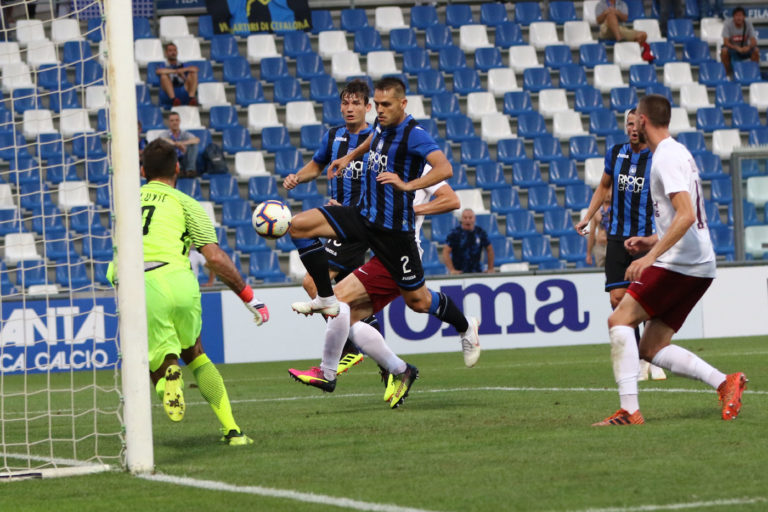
[405,294,430,313]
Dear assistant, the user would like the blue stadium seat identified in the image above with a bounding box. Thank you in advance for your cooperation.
[70,206,106,235]
[418,118,440,139]
[309,74,338,103]
[38,64,73,90]
[322,99,344,126]
[515,2,543,25]
[605,131,628,150]
[704,200,723,226]
[273,76,304,104]
[82,235,113,262]
[475,213,505,242]
[390,28,418,53]
[221,199,252,228]
[629,64,658,89]
[549,158,581,186]
[475,47,503,71]
[533,135,564,163]
[235,79,266,106]
[513,160,545,187]
[417,69,447,97]
[495,22,524,48]
[684,0,701,18]
[579,43,608,68]
[732,104,762,132]
[490,238,519,266]
[527,184,560,212]
[17,260,47,288]
[296,53,326,80]
[696,152,725,180]
[421,241,447,275]
[481,3,509,26]
[558,64,587,91]
[503,91,534,116]
[430,213,458,243]
[522,235,557,264]
[260,57,289,82]
[491,186,523,214]
[749,128,768,146]
[446,4,474,28]
[209,105,239,131]
[696,107,726,132]
[209,174,241,203]
[49,90,81,112]
[12,88,42,113]
[135,84,152,106]
[58,259,93,289]
[715,83,745,110]
[710,177,732,205]
[222,56,253,84]
[274,148,302,176]
[341,8,369,32]
[403,48,431,76]
[46,239,78,261]
[569,135,600,161]
[543,207,574,237]
[410,5,439,29]
[86,18,102,43]
[186,60,214,83]
[733,200,761,226]
[645,83,674,104]
[35,133,64,160]
[71,133,105,159]
[699,61,728,87]
[0,132,27,160]
[452,68,483,94]
[549,1,578,23]
[287,181,322,201]
[709,225,734,259]
[446,164,472,190]
[447,116,476,141]
[574,86,604,114]
[0,209,23,235]
[517,111,548,138]
[649,42,677,66]
[261,126,292,152]
[19,182,54,211]
[32,210,66,237]
[0,107,12,132]
[439,46,468,73]
[311,10,335,33]
[610,87,639,113]
[460,138,491,164]
[11,158,42,185]
[565,183,592,210]
[523,67,553,92]
[589,109,619,136]
[677,131,707,155]
[475,162,508,189]
[249,251,286,283]
[558,232,588,262]
[496,138,528,164]
[425,24,454,52]
[176,177,203,200]
[137,105,164,130]
[354,27,384,54]
[667,19,696,43]
[283,31,313,58]
[222,127,253,154]
[683,39,712,65]
[133,17,152,39]
[210,35,240,62]
[431,92,462,119]
[544,45,573,69]
[197,14,213,39]
[145,61,165,87]
[506,209,539,238]
[248,175,281,203]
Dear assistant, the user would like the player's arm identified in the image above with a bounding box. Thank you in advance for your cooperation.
[625,191,695,282]
[328,133,372,178]
[575,173,612,234]
[180,133,200,146]
[442,244,460,274]
[586,215,598,264]
[485,243,495,273]
[377,150,453,191]
[284,160,323,190]
[413,183,460,216]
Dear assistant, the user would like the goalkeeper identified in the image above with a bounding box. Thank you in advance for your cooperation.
[111,138,269,446]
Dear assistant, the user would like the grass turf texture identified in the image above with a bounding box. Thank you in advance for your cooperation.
[2,335,766,512]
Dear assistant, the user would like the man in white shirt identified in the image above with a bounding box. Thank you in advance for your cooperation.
[593,94,747,426]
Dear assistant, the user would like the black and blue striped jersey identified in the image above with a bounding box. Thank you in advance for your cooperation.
[359,116,440,232]
[312,124,372,207]
[604,142,655,240]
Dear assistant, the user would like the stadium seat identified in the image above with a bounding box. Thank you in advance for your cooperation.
[318,31,349,59]
[287,181,322,202]
[563,20,595,49]
[292,54,324,80]
[579,43,608,68]
[50,90,82,113]
[235,79,265,107]
[745,226,768,258]
[74,60,104,86]
[222,57,253,84]
[529,22,560,50]
[667,19,695,43]
[0,41,21,67]
[260,56,289,82]
[222,126,253,154]
[133,38,164,66]
[209,174,240,203]
[466,91,497,121]
[354,27,384,55]
[506,209,539,238]
[410,4,438,29]
[130,17,152,40]
[704,200,723,226]
[748,82,768,111]
[249,251,286,283]
[405,95,428,120]
[648,41,676,67]
[475,162,508,190]
[259,126,291,152]
[696,107,726,133]
[495,21,524,48]
[732,105,762,132]
[565,183,592,210]
[38,64,72,90]
[523,67,553,92]
[709,225,735,259]
[584,157,605,188]
[558,233,588,262]
[1,62,34,92]
[486,68,520,98]
[480,113,514,144]
[544,45,573,69]
[697,61,728,88]
[502,91,534,117]
[517,111,548,138]
[668,107,693,135]
[235,225,270,254]
[430,212,458,243]
[533,135,564,163]
[497,138,528,164]
[444,164,471,190]
[549,1,578,23]
[569,135,600,161]
[549,159,582,187]
[71,133,105,159]
[446,4,474,28]
[235,151,267,178]
[311,9,335,33]
[197,82,228,110]
[331,52,363,81]
[558,64,588,91]
[474,47,503,71]
[248,175,281,203]
[22,109,56,140]
[513,160,545,187]
[522,235,557,264]
[208,105,239,132]
[610,87,639,113]
[307,75,336,103]
[663,62,694,91]
[746,176,768,207]
[683,39,712,66]
[159,16,189,42]
[733,61,761,86]
[453,68,483,95]
[220,199,252,228]
[431,92,462,120]
[710,177,733,205]
[175,177,203,201]
[375,6,406,34]
[481,3,509,26]
[438,46,468,74]
[509,45,540,73]
[341,8,370,32]
[699,16,724,44]
[514,2,543,25]
[425,24,454,52]
[749,128,768,147]
[389,28,418,53]
[593,64,626,93]
[247,103,280,134]
[589,109,619,136]
[629,64,658,89]
[605,131,629,149]
[274,148,302,176]
[272,76,303,105]
[613,42,644,70]
[280,31,311,59]
[490,238,519,266]
[402,48,430,76]
[26,39,58,69]
[459,25,492,52]
[490,186,522,215]
[11,88,42,113]
[475,213,504,242]
[677,132,707,156]
[679,83,712,114]
[447,116,477,142]
[460,138,490,164]
[633,18,663,42]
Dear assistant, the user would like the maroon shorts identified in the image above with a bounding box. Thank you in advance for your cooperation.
[626,265,713,332]
[353,255,400,314]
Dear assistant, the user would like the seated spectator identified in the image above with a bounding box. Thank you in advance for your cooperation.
[443,209,495,274]
[596,0,653,62]
[156,42,199,106]
[160,112,200,176]
[721,6,760,77]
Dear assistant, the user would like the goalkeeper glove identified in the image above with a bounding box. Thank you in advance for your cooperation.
[238,285,269,326]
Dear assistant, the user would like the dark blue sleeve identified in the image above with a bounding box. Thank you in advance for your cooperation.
[478,228,490,247]
[603,145,614,176]
[446,227,459,248]
[312,130,331,165]
[408,125,441,159]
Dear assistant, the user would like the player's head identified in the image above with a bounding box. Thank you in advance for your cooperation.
[636,94,671,135]
[167,111,180,131]
[373,77,407,128]
[340,79,371,127]
[164,42,178,62]
[625,107,646,145]
[460,208,476,231]
[142,139,179,181]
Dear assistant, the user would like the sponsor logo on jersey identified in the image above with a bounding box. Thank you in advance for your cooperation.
[367,150,388,174]
[334,136,347,142]
[341,158,366,179]
[617,174,645,193]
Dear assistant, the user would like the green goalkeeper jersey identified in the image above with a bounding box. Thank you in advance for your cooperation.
[140,180,218,269]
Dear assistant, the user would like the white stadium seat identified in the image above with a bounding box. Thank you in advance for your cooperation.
[613,41,644,70]
[745,225,768,258]
[285,101,318,131]
[0,42,22,67]
[500,262,530,272]
[22,109,56,139]
[331,51,362,81]
[480,113,514,144]
[487,68,520,97]
[584,158,604,188]
[4,233,42,266]
[234,151,268,178]
[700,17,724,45]
[459,25,492,52]
[197,82,229,110]
[669,108,693,135]
[455,189,489,216]
[365,108,376,124]
[509,45,540,73]
[749,82,768,111]
[529,22,560,50]
[134,38,164,66]
[172,37,202,61]
[60,108,94,137]
[375,7,407,34]
[199,201,219,226]
[1,62,34,92]
[15,20,45,47]
[405,95,428,119]
[26,39,58,68]
[51,18,83,43]
[159,16,190,42]
[593,64,626,93]
[57,181,92,210]
[318,31,349,59]
[633,19,664,42]
[366,51,399,80]
[85,85,107,112]
[679,83,712,114]
[146,129,166,143]
[583,0,600,25]
[247,103,281,133]
[663,62,694,91]
[746,176,768,206]
[466,91,497,121]
[170,105,202,130]
[538,88,569,119]
[563,20,595,49]
[246,34,279,64]
[712,129,742,159]
[0,184,15,209]
[553,110,587,140]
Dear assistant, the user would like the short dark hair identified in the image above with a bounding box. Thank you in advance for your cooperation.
[167,111,180,120]
[733,6,746,16]
[143,139,178,180]
[340,79,370,104]
[374,76,406,97]
[638,94,671,128]
[165,42,177,51]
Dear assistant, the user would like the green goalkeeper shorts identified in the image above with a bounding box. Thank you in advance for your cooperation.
[144,265,202,372]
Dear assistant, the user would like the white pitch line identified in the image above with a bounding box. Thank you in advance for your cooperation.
[138,472,441,512]
[569,496,767,512]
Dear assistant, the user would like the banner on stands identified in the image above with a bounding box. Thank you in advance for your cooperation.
[205,0,311,35]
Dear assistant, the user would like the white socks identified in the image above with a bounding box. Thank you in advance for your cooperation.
[609,325,640,413]
[651,345,725,389]
[349,321,407,375]
[320,302,350,381]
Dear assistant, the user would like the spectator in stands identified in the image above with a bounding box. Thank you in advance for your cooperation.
[721,6,760,77]
[156,42,199,107]
[595,0,654,62]
[160,111,200,177]
[657,0,683,37]
[443,209,494,274]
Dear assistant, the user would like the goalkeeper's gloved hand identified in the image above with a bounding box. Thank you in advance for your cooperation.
[238,285,269,326]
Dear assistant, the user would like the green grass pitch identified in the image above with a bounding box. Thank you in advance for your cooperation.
[2,335,766,512]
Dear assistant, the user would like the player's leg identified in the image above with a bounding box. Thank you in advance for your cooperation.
[158,74,176,102]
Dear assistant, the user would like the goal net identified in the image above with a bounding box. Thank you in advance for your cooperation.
[0,0,151,478]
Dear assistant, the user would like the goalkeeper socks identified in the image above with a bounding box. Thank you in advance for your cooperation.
[609,325,640,413]
[187,354,239,433]
[293,237,334,298]
[651,345,725,389]
[320,302,350,380]
[155,377,166,401]
[350,322,406,374]
[428,290,469,333]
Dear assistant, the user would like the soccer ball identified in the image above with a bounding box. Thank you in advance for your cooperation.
[252,200,292,239]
